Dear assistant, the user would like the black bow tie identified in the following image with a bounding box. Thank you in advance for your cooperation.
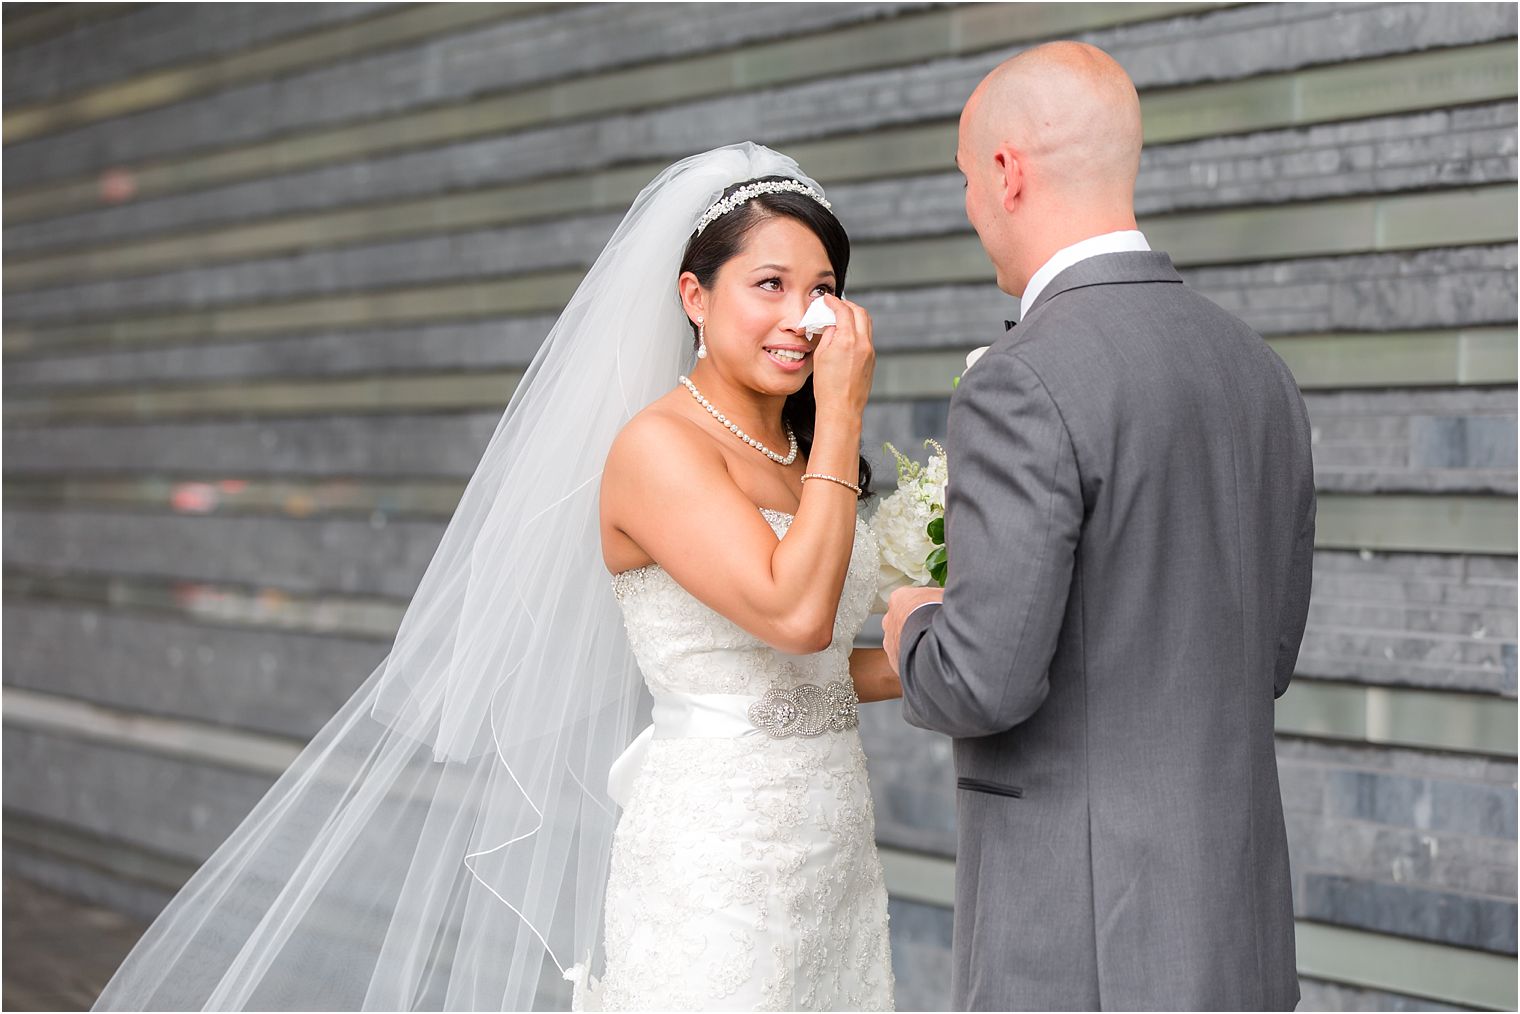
[1004,319,1017,331]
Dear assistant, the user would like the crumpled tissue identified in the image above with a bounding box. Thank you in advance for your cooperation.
[797,295,835,340]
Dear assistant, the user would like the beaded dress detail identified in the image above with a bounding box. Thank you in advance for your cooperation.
[587,507,894,1011]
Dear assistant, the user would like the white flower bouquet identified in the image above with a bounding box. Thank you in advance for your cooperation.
[867,438,949,613]
[865,345,988,611]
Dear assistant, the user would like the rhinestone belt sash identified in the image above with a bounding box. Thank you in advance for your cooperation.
[746,680,861,739]
[606,682,861,806]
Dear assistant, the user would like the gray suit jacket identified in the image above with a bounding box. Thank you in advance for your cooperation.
[899,252,1314,1011]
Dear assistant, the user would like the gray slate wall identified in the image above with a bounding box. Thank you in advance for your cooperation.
[3,3,1515,1010]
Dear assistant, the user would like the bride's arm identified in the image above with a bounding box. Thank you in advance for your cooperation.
[603,411,862,656]
[849,648,902,702]
[603,301,873,657]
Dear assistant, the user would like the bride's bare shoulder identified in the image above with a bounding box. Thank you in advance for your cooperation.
[602,395,724,512]
[600,396,728,571]
[609,396,711,464]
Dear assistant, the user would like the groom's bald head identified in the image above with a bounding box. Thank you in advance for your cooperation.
[956,42,1143,295]
[962,41,1142,198]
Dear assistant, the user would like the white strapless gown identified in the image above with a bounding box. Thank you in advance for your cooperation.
[582,507,895,1012]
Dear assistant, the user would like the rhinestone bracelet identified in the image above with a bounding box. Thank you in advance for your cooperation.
[801,472,862,496]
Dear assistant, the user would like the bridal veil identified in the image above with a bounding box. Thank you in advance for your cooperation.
[91,142,828,1012]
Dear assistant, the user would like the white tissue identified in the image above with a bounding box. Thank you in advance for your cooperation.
[797,296,835,339]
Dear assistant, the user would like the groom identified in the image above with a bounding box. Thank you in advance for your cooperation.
[881,42,1315,1011]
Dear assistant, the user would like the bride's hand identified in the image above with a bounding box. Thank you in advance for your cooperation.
[810,293,874,423]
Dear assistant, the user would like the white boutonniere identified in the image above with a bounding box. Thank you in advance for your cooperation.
[952,345,992,390]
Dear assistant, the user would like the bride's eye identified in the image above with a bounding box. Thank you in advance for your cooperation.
[813,284,835,296]
[759,278,782,291]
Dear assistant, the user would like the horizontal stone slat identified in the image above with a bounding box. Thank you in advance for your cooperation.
[5,384,1513,496]
[1,473,469,519]
[1294,921,1517,1010]
[1,541,1511,697]
[4,5,1512,224]
[5,350,1518,442]
[3,369,527,424]
[1276,680,1516,756]
[5,191,1514,356]
[0,3,137,51]
[15,0,1114,148]
[3,212,626,317]
[1181,245,1518,338]
[5,247,1512,396]
[4,389,1515,501]
[2,411,504,478]
[1,316,561,389]
[1296,978,1467,1013]
[3,724,277,865]
[4,567,406,640]
[4,815,189,923]
[1,269,587,354]
[1282,807,1516,904]
[2,2,388,111]
[3,470,1516,561]
[1,506,444,600]
[1297,550,1516,695]
[2,600,384,740]
[1279,736,1516,832]
[8,684,1516,865]
[1303,387,1516,494]
[1270,329,1518,391]
[2,324,1514,401]
[7,101,1516,298]
[7,86,1512,274]
[1301,873,1516,954]
[0,1,938,184]
[868,389,1519,497]
[2,3,558,140]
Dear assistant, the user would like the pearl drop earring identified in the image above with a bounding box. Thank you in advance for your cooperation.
[696,317,707,359]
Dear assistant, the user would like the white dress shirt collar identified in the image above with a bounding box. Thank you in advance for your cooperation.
[1019,230,1150,319]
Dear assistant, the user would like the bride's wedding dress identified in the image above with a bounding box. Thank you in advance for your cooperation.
[583,507,895,1011]
[89,145,879,1013]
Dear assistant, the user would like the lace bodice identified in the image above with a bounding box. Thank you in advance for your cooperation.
[610,507,881,697]
[595,506,894,1011]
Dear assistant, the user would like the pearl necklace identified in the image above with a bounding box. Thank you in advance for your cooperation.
[679,375,798,465]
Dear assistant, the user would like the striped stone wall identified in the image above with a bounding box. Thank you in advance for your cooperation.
[3,3,1515,1010]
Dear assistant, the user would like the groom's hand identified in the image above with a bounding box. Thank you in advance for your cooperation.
[882,586,945,675]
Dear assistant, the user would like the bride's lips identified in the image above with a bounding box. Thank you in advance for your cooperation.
[763,344,812,372]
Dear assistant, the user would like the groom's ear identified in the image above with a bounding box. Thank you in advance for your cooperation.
[993,146,1023,213]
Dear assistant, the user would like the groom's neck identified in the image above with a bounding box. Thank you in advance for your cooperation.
[1009,206,1139,297]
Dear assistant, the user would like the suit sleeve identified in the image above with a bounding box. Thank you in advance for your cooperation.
[1274,404,1317,699]
[898,350,1082,738]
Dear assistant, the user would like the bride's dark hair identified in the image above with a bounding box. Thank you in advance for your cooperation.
[678,175,875,501]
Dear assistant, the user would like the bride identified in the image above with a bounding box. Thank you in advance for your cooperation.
[593,170,897,1009]
[90,142,899,1013]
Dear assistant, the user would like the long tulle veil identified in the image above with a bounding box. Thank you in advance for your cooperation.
[90,142,827,1012]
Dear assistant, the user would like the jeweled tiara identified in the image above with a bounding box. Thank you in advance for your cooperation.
[695,179,832,235]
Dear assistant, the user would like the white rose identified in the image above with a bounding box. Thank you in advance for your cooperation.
[868,442,951,611]
[867,489,938,612]
[964,345,991,372]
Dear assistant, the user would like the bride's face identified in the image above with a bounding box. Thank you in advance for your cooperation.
[689,215,837,395]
